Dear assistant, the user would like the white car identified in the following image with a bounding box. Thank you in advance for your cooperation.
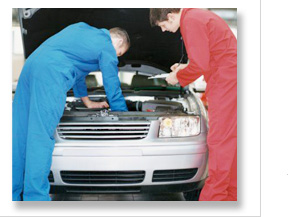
[18,8,209,201]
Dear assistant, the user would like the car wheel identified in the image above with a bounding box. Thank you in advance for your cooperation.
[183,189,202,201]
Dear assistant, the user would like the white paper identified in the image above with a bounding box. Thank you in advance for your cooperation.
[147,74,169,79]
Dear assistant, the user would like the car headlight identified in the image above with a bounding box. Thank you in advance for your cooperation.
[158,116,200,138]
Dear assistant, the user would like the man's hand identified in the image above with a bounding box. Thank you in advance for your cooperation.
[166,71,179,85]
[170,63,188,73]
[86,101,109,109]
[166,63,188,85]
[81,96,109,109]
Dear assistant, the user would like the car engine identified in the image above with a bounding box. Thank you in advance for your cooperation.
[60,96,195,122]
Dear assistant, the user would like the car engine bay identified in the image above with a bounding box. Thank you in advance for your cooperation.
[60,95,199,122]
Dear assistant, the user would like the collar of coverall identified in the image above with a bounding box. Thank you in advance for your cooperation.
[101,28,119,57]
[180,8,189,30]
[102,28,110,38]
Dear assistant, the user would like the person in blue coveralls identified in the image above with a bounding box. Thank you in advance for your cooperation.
[12,22,130,201]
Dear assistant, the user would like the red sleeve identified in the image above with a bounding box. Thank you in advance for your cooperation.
[177,15,210,87]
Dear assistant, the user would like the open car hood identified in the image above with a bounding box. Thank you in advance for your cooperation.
[18,8,187,72]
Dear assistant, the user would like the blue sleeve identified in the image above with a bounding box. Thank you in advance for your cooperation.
[73,74,88,98]
[99,48,128,112]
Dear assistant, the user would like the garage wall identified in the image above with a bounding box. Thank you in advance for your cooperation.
[12,26,24,83]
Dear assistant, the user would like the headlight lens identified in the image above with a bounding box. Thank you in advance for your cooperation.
[158,116,200,138]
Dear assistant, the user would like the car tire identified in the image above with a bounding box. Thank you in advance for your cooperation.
[183,189,202,201]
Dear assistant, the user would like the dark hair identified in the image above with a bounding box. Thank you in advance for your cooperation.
[109,27,130,49]
[150,8,181,26]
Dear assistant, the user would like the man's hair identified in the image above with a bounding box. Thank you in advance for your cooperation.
[109,27,130,49]
[150,8,181,27]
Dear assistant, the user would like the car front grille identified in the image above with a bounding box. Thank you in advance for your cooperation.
[152,168,198,182]
[60,170,146,184]
[48,171,54,183]
[64,186,141,194]
[57,122,150,140]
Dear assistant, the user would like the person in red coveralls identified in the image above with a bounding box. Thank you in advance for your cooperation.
[150,8,237,201]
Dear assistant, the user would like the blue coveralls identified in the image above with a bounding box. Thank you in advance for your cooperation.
[12,22,128,201]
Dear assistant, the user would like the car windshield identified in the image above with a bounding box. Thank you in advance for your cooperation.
[86,71,181,91]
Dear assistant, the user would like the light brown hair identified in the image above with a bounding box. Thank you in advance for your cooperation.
[150,8,181,26]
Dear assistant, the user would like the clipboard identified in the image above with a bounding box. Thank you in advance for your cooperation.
[147,74,169,80]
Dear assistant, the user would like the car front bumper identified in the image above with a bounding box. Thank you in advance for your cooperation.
[50,133,208,194]
[50,181,206,194]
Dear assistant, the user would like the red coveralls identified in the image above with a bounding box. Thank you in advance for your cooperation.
[176,9,237,201]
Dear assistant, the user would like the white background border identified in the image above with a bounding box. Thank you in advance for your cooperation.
[2,0,284,216]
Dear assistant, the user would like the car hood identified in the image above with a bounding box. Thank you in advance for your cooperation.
[18,8,186,73]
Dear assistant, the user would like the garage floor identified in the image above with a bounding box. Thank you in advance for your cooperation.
[50,193,185,201]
